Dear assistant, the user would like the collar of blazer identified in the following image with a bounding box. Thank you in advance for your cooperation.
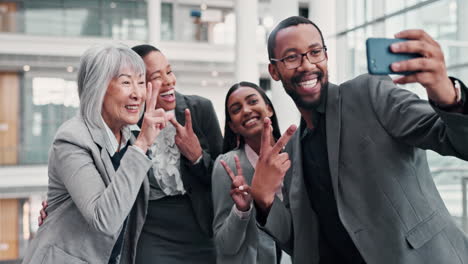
[83,116,136,151]
[175,91,189,126]
[325,82,341,193]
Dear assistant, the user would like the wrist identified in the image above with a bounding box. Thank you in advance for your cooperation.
[251,189,274,211]
[189,149,203,164]
[236,203,251,212]
[134,138,150,153]
[433,78,463,111]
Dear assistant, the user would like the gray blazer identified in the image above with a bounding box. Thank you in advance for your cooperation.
[263,74,468,264]
[22,116,151,264]
[212,148,276,264]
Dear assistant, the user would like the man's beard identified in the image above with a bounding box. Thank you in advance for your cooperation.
[283,72,328,110]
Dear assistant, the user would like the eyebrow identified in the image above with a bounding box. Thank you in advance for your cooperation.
[281,43,322,56]
[118,73,132,78]
[228,93,258,111]
[149,64,171,78]
[245,94,257,100]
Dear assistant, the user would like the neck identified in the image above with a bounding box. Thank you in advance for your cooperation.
[245,137,261,155]
[299,108,316,129]
[244,133,275,155]
[103,117,122,149]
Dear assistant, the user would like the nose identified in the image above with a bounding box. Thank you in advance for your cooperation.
[242,105,252,116]
[130,81,144,101]
[161,72,175,87]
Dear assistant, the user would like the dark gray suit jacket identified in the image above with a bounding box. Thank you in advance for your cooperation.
[172,92,223,236]
[22,116,151,264]
[263,74,468,264]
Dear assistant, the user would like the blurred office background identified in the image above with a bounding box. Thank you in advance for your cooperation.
[0,0,467,262]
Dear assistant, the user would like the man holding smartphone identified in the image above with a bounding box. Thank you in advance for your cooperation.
[251,16,468,264]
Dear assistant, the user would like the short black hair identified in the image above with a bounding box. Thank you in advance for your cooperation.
[222,81,281,154]
[267,16,325,62]
[131,44,161,59]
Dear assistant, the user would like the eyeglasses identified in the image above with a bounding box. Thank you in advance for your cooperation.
[270,46,327,70]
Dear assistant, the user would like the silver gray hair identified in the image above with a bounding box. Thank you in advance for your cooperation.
[77,43,146,129]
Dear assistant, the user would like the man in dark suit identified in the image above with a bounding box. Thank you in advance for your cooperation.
[131,45,222,263]
[250,16,468,264]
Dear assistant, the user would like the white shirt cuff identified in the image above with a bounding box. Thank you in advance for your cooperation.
[232,203,252,220]
[131,145,148,158]
[193,154,203,165]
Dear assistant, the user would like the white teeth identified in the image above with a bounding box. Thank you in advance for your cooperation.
[160,90,174,96]
[244,117,258,126]
[126,105,138,110]
[298,79,318,88]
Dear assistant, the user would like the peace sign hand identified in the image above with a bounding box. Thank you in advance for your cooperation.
[169,109,203,163]
[251,117,297,211]
[220,155,252,212]
[134,81,173,153]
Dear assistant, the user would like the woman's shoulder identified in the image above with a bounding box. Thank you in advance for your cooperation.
[216,148,245,163]
[53,115,93,146]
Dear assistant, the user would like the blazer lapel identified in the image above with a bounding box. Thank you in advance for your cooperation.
[326,83,342,193]
[85,120,116,184]
[175,92,187,126]
[289,128,311,207]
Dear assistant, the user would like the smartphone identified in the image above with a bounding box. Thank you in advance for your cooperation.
[366,38,422,75]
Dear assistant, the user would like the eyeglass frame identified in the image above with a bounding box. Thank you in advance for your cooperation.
[270,46,328,70]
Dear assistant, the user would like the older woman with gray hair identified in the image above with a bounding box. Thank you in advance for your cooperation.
[22,43,169,264]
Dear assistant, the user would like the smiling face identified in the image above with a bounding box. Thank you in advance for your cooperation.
[101,68,146,133]
[268,23,328,110]
[227,86,273,140]
[143,51,177,111]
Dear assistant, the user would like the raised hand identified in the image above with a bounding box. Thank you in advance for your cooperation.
[220,155,252,212]
[134,81,172,152]
[390,29,456,106]
[169,109,203,163]
[251,117,297,211]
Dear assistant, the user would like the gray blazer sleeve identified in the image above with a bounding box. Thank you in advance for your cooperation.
[261,196,293,254]
[212,153,251,255]
[368,75,468,159]
[49,135,152,235]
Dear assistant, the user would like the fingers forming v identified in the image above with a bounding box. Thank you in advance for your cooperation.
[220,159,236,181]
[234,155,243,178]
[184,109,193,131]
[146,80,161,113]
[271,124,297,154]
[260,117,272,156]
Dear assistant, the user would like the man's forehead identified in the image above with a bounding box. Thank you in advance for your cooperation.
[274,24,322,54]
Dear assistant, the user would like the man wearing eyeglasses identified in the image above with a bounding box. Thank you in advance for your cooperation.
[250,16,468,264]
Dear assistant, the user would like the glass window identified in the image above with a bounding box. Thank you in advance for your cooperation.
[385,0,406,14]
[1,0,148,40]
[365,0,373,22]
[20,75,79,164]
[347,0,356,28]
[385,14,404,37]
[161,2,174,41]
[355,0,365,25]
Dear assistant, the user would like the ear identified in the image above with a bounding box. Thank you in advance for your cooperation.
[266,104,274,118]
[268,63,280,81]
[228,121,238,134]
